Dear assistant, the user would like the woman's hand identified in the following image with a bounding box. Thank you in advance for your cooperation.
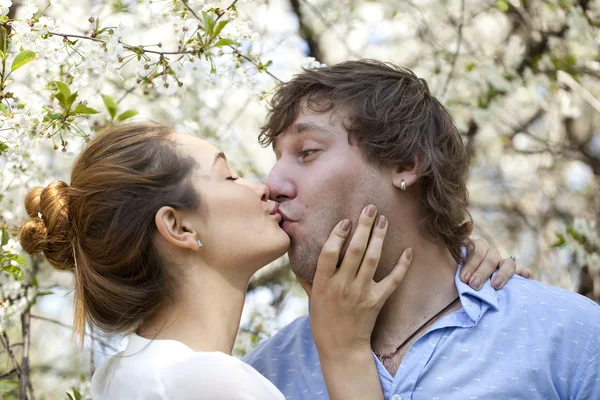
[461,237,533,290]
[309,205,412,400]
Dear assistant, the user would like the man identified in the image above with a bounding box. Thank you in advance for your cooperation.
[243,60,600,399]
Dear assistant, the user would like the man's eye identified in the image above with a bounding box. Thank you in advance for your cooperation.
[227,176,239,181]
[300,150,319,160]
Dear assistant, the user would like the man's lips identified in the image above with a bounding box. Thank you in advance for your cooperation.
[277,210,296,233]
[268,203,282,222]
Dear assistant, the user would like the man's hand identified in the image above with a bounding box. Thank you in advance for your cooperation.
[461,237,533,290]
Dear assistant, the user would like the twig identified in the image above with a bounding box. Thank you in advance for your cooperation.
[49,32,194,56]
[230,46,282,83]
[181,0,201,21]
[216,0,239,22]
[30,314,119,352]
[440,0,465,99]
[0,331,21,375]
[0,368,16,379]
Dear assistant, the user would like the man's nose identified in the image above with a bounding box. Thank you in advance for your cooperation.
[265,161,296,202]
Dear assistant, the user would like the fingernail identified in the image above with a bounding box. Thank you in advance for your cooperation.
[470,276,482,290]
[525,269,532,279]
[463,271,471,283]
[405,247,413,260]
[340,219,351,232]
[491,276,502,289]
[364,204,376,217]
[377,215,387,228]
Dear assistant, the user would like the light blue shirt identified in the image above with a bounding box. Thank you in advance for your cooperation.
[244,267,600,399]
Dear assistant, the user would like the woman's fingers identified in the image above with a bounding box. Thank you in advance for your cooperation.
[516,267,533,279]
[377,247,413,300]
[460,237,487,284]
[338,204,378,280]
[491,256,516,289]
[314,219,352,284]
[356,215,388,285]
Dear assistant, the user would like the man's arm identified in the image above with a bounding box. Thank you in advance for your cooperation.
[572,310,600,399]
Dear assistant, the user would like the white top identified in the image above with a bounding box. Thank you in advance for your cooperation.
[91,333,285,400]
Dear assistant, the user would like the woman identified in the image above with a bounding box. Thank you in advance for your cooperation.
[19,121,519,399]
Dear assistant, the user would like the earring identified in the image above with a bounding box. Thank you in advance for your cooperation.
[197,240,203,248]
[400,179,407,191]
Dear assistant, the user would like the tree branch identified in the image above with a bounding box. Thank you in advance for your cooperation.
[290,0,323,61]
[20,309,34,400]
[30,314,119,353]
[440,0,465,98]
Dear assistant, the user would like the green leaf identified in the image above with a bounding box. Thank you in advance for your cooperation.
[66,92,78,109]
[36,291,54,297]
[496,0,509,12]
[1,265,24,280]
[551,233,566,248]
[0,380,19,393]
[466,62,477,72]
[73,104,100,115]
[263,60,273,68]
[65,393,74,400]
[116,109,138,121]
[11,50,36,72]
[101,94,117,119]
[54,81,72,99]
[54,92,67,108]
[214,19,229,37]
[214,38,236,47]
[72,388,82,400]
[202,11,216,37]
[1,226,8,246]
[0,141,8,154]
[46,112,63,120]
[5,253,26,265]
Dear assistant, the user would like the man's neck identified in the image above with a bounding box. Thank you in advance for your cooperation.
[371,240,459,356]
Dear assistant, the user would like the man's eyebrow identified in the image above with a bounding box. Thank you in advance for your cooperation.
[293,122,331,135]
[272,122,332,151]
[213,151,227,166]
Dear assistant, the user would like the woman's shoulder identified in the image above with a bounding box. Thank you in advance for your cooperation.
[158,351,285,399]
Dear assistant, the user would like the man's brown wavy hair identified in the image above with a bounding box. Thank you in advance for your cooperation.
[259,59,471,263]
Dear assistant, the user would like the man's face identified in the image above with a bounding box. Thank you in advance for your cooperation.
[265,107,390,282]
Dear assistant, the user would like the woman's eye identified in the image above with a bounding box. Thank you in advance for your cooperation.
[227,176,239,181]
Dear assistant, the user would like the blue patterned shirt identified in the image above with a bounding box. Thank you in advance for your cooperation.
[244,267,600,399]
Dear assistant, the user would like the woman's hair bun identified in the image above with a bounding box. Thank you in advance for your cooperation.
[19,181,75,271]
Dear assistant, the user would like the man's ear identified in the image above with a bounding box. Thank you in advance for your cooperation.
[391,156,419,190]
[155,206,198,251]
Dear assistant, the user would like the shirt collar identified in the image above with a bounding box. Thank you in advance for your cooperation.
[453,248,500,323]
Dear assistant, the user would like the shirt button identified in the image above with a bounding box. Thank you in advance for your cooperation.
[391,395,401,400]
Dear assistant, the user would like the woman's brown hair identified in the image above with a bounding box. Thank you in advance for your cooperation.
[259,59,471,264]
[19,121,199,342]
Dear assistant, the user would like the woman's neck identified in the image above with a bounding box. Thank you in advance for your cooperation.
[138,266,250,355]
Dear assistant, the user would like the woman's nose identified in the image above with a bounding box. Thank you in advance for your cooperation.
[239,178,270,202]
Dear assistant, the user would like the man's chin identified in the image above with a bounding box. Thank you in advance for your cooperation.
[289,258,317,283]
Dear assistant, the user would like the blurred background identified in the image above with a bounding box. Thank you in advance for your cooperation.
[0,0,598,398]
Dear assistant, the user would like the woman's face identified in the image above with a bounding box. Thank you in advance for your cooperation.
[174,133,290,273]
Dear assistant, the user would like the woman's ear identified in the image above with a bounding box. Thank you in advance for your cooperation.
[391,156,419,190]
[155,206,198,251]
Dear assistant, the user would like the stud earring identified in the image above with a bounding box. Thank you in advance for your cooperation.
[197,240,203,248]
[400,179,407,191]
